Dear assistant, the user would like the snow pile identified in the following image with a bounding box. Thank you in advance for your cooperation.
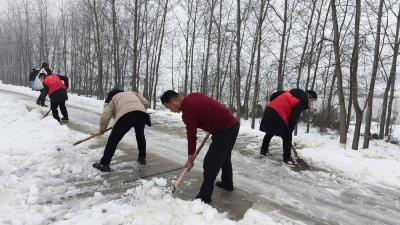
[239,118,400,189]
[296,133,400,189]
[0,95,103,224]
[57,178,276,225]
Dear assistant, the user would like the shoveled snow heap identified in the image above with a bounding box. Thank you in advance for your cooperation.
[55,178,276,225]
[0,92,280,225]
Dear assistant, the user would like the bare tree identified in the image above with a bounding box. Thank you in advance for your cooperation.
[251,0,269,128]
[379,3,400,139]
[363,0,385,149]
[276,0,288,91]
[331,0,347,147]
[235,0,242,120]
[350,0,363,150]
[111,0,121,89]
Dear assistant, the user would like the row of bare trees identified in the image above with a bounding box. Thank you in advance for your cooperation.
[0,0,398,149]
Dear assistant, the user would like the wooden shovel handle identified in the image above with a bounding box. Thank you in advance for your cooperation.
[73,127,112,146]
[173,133,211,192]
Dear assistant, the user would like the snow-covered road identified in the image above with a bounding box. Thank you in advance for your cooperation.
[1,86,399,225]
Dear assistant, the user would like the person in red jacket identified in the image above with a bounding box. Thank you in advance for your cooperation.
[39,73,69,122]
[259,89,317,165]
[161,90,239,203]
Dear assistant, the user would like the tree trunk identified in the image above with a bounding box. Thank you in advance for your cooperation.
[350,0,363,150]
[251,0,269,129]
[235,0,242,120]
[276,0,288,91]
[131,0,139,91]
[379,4,400,139]
[297,0,317,89]
[385,78,396,136]
[331,0,347,147]
[363,0,384,149]
[201,0,216,95]
[111,0,121,89]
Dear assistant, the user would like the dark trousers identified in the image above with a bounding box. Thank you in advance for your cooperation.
[260,132,292,160]
[37,89,47,105]
[100,111,147,166]
[198,122,240,202]
[50,99,68,121]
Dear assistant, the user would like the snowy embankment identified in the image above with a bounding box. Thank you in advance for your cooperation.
[0,87,280,224]
[239,118,400,189]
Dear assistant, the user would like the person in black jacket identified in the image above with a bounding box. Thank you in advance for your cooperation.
[259,89,317,165]
[36,62,53,107]
[29,68,39,90]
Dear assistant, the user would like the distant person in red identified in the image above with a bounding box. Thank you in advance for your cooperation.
[259,89,317,165]
[38,73,69,122]
[161,91,239,203]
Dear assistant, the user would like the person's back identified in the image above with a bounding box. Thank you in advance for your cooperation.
[111,91,149,122]
[267,91,302,125]
[160,90,240,203]
[181,93,237,135]
[41,74,69,122]
[43,75,67,96]
[259,89,317,165]
[94,91,151,171]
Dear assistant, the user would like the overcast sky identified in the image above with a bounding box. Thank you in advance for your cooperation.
[0,0,62,19]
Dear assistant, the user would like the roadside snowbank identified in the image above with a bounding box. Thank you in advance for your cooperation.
[239,119,400,189]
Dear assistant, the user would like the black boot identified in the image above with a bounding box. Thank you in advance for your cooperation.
[195,193,211,204]
[92,162,111,172]
[61,117,69,122]
[259,150,272,158]
[137,157,146,165]
[283,157,298,167]
[215,181,234,191]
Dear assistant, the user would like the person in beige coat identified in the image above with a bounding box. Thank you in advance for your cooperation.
[93,89,151,172]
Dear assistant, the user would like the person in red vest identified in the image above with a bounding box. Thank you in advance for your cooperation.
[161,90,239,204]
[39,73,69,122]
[259,89,317,165]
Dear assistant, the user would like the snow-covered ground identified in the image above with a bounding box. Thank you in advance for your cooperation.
[1,82,400,224]
[232,115,400,190]
[0,89,286,224]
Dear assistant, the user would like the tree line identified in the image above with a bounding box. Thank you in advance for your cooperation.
[0,0,399,149]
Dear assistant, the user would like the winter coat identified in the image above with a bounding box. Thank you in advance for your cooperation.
[42,74,69,102]
[181,93,237,155]
[29,69,39,81]
[260,89,309,135]
[99,91,151,132]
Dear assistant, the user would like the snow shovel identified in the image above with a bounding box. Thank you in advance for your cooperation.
[291,145,309,169]
[172,133,211,194]
[44,109,51,118]
[73,127,113,146]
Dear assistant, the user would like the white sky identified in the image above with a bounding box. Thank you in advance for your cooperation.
[0,0,63,18]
